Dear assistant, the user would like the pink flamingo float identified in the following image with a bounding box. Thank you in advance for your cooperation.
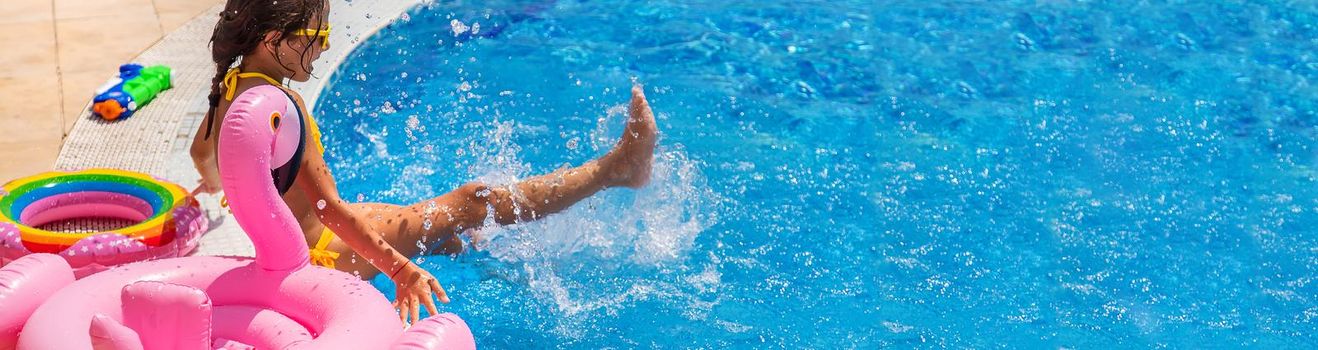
[0,86,475,349]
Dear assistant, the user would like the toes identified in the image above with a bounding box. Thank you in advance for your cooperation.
[630,87,649,114]
[620,85,658,151]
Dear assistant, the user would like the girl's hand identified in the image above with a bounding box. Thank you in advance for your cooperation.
[391,263,450,326]
[191,176,223,196]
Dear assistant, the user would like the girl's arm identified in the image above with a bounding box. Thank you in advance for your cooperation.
[294,143,410,277]
[293,122,451,324]
[288,88,449,324]
[189,113,223,194]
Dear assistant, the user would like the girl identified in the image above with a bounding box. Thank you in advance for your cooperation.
[189,0,658,324]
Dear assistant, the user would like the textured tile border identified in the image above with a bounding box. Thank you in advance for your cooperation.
[55,0,423,257]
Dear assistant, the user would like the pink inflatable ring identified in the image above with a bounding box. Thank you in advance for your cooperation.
[2,86,475,349]
[0,169,208,277]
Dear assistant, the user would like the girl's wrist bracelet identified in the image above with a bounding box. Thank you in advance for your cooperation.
[389,260,411,279]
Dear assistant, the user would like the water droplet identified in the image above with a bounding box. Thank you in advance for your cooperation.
[794,80,816,98]
[955,81,979,99]
[1174,33,1197,50]
[423,218,433,231]
[316,199,327,210]
[450,19,469,36]
[1013,32,1036,51]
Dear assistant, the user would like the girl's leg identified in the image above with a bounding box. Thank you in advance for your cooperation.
[328,86,657,279]
[477,85,657,224]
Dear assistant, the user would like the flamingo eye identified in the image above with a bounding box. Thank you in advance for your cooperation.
[270,112,282,131]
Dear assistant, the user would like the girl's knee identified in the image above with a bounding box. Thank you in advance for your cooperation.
[452,182,494,223]
[456,182,492,203]
[455,182,518,224]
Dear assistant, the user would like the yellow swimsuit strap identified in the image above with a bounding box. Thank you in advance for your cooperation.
[222,68,283,101]
[303,105,326,154]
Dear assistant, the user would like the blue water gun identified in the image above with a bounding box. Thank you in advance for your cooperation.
[91,64,173,121]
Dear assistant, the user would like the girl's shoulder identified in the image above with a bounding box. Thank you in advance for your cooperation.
[252,85,310,113]
[281,87,311,109]
[279,86,306,101]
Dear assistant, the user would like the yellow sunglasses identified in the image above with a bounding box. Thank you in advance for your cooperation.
[295,24,331,49]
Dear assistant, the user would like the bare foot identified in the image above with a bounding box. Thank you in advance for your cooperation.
[602,85,658,188]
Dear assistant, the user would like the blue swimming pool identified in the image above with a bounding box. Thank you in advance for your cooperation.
[314,0,1317,347]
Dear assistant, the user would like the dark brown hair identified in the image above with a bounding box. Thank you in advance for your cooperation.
[203,0,326,139]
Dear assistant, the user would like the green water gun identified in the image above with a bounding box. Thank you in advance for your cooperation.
[91,64,172,121]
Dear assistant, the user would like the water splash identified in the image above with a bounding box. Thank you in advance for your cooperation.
[437,104,723,339]
[324,0,1318,345]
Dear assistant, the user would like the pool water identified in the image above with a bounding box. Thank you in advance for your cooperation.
[314,0,1317,347]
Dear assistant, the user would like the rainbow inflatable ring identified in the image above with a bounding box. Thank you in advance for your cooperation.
[0,169,207,277]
